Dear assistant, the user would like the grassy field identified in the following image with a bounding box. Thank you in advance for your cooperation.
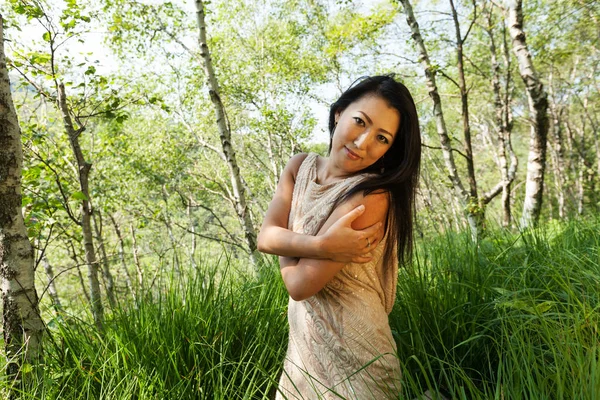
[4,218,600,399]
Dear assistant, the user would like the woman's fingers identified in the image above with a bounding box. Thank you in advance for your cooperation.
[337,204,366,226]
[361,221,381,237]
[361,230,385,251]
[352,254,373,263]
[358,224,382,250]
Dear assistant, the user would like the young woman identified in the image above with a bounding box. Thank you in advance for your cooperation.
[258,75,421,399]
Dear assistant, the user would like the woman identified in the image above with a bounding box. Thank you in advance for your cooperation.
[258,75,421,399]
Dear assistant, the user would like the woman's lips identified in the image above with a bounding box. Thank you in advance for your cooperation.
[344,146,360,160]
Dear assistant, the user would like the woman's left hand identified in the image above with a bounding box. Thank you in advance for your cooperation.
[321,205,384,263]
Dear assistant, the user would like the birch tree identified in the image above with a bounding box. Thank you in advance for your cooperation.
[398,0,473,232]
[56,82,104,329]
[547,70,568,219]
[483,4,517,227]
[530,0,600,218]
[0,12,45,381]
[194,0,259,266]
[6,0,137,329]
[505,0,549,227]
[398,0,515,238]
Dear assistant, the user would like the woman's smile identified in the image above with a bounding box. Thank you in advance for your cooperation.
[344,146,361,160]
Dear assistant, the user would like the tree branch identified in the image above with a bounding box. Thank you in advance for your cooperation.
[462,0,478,43]
[437,69,461,90]
[421,142,469,161]
[172,221,246,252]
[28,148,80,225]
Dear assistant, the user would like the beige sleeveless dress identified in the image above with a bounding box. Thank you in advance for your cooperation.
[276,153,401,400]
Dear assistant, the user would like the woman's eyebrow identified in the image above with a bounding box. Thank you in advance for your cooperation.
[358,111,394,137]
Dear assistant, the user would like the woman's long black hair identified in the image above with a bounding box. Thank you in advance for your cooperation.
[328,75,421,267]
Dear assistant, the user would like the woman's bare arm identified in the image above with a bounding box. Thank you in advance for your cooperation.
[279,191,389,301]
[257,153,382,262]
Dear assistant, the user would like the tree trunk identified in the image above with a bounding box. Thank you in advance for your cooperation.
[42,257,62,314]
[194,0,259,265]
[449,0,478,200]
[576,125,586,215]
[582,95,600,181]
[547,71,567,219]
[502,23,518,228]
[186,200,197,269]
[69,242,91,304]
[577,159,585,215]
[108,214,136,302]
[449,0,485,237]
[484,8,517,227]
[506,0,550,227]
[265,131,278,193]
[161,184,181,274]
[0,13,45,381]
[400,0,483,239]
[93,211,116,308]
[129,222,144,291]
[56,82,104,331]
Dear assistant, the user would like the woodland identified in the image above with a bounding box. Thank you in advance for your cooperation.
[0,0,599,398]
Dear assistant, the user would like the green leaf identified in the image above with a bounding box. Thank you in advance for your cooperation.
[71,191,88,201]
[21,363,33,374]
[42,31,51,42]
[85,65,96,75]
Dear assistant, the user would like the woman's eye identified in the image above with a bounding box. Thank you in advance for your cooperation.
[378,135,389,144]
[353,117,365,126]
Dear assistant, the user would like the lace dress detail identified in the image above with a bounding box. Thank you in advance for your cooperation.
[276,153,401,400]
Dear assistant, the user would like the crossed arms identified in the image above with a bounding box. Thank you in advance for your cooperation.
[257,153,389,301]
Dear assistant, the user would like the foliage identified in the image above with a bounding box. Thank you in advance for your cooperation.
[0,218,598,398]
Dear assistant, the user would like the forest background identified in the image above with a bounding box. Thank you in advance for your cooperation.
[0,0,599,398]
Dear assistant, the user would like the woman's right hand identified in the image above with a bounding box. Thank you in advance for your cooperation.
[321,205,384,263]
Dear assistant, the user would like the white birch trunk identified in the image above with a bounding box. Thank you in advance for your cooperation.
[56,82,104,331]
[576,125,586,215]
[93,211,116,308]
[129,223,144,291]
[42,257,62,313]
[399,0,484,238]
[69,242,91,304]
[577,160,585,215]
[548,71,567,219]
[194,0,259,265]
[0,14,45,378]
[109,214,136,302]
[506,0,550,227]
[187,201,197,269]
[484,9,517,227]
[582,96,600,180]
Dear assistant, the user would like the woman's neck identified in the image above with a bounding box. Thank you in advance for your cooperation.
[316,155,351,185]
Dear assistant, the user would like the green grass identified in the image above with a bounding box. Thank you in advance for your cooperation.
[11,261,289,399]
[3,217,600,399]
[393,218,600,399]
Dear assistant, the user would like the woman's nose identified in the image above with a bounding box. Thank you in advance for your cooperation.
[353,131,369,149]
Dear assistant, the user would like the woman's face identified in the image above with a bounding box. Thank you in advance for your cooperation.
[331,95,400,174]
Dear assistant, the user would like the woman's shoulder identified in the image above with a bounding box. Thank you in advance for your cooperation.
[284,152,316,180]
[339,189,390,230]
